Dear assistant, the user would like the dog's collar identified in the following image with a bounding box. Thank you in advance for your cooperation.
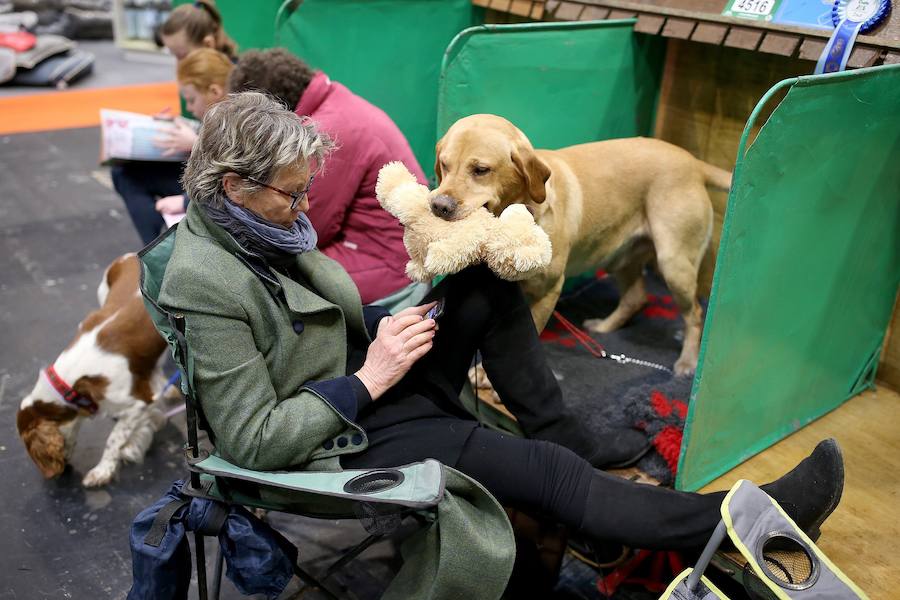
[42,365,98,414]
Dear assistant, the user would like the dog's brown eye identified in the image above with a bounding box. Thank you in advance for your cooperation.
[472,165,491,176]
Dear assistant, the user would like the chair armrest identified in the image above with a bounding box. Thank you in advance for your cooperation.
[190,454,445,510]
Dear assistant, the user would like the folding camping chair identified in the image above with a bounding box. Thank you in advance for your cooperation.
[138,226,447,600]
[660,480,867,600]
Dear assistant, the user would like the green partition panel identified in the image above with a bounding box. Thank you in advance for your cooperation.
[173,0,282,50]
[275,0,482,174]
[677,64,900,491]
[172,0,283,117]
[436,20,664,292]
[436,20,665,150]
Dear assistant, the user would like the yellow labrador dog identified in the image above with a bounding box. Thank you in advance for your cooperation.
[431,114,731,376]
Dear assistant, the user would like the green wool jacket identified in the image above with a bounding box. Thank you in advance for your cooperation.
[159,202,515,599]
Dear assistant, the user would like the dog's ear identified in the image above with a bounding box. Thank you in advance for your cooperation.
[17,403,75,479]
[511,146,551,204]
[433,138,444,185]
[72,375,109,407]
[22,422,67,478]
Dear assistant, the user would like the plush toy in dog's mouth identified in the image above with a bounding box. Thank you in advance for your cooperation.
[429,194,500,222]
[429,194,459,220]
[377,160,552,282]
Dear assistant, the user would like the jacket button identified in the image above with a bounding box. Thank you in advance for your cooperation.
[292,320,304,334]
[336,436,348,448]
[351,434,363,446]
[322,439,334,450]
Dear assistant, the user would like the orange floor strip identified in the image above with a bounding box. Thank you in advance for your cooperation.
[0,81,179,135]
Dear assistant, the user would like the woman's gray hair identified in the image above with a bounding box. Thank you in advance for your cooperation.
[183,91,333,207]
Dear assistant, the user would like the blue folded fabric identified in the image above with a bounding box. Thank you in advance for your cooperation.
[127,480,298,600]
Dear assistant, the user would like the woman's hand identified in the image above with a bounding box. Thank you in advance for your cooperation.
[156,195,186,215]
[355,302,438,400]
[153,118,198,156]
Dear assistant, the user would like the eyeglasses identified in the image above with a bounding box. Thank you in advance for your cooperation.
[244,175,315,210]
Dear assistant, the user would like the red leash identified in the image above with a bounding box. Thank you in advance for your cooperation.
[551,311,673,374]
[552,310,608,359]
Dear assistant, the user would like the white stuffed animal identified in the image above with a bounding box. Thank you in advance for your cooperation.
[375,161,552,282]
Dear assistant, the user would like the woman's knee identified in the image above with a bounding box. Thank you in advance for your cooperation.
[457,430,591,519]
[445,265,525,314]
[526,440,592,511]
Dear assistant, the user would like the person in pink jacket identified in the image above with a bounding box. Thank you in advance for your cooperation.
[229,48,426,306]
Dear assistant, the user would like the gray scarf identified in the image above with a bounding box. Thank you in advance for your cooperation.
[205,197,317,265]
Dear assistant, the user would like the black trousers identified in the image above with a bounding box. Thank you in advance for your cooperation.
[343,266,725,550]
[111,161,184,246]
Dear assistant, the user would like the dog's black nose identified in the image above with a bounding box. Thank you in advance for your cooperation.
[430,194,458,219]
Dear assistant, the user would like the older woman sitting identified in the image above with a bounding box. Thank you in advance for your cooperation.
[158,92,844,595]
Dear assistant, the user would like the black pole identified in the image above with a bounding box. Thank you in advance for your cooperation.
[194,532,208,600]
[173,314,202,491]
[211,545,224,600]
[172,314,207,599]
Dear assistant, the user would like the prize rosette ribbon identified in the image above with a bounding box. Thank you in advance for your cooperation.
[815,0,891,74]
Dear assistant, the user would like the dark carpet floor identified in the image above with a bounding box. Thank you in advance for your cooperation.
[542,273,697,486]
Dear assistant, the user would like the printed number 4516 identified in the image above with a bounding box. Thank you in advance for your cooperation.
[733,0,775,15]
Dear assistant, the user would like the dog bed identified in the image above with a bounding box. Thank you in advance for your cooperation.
[13,33,73,69]
[12,47,93,87]
[0,46,13,83]
[540,271,698,486]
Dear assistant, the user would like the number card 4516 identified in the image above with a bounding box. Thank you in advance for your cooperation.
[723,0,783,20]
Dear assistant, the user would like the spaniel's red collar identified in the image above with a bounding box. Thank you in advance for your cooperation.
[43,365,98,414]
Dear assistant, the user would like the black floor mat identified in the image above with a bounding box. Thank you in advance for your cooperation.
[542,272,697,485]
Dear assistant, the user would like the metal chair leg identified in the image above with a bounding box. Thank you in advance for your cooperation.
[194,531,208,600]
[322,533,384,580]
[292,562,339,600]
[211,544,224,600]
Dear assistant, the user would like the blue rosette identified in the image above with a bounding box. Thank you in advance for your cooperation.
[815,0,891,74]
[831,0,891,32]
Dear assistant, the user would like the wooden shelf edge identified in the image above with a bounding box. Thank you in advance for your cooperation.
[489,0,900,57]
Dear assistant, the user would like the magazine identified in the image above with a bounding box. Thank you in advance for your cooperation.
[99,109,198,163]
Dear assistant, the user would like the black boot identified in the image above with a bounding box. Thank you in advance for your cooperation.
[578,439,844,551]
[760,438,844,540]
[583,427,652,469]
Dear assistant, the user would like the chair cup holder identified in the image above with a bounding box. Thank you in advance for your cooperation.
[752,531,820,592]
[343,469,405,495]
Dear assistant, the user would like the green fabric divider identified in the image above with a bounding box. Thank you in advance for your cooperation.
[436,20,665,148]
[677,64,900,491]
[436,20,663,291]
[172,0,284,117]
[172,0,282,51]
[274,0,482,177]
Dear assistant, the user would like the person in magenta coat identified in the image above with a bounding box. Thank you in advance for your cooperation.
[229,48,425,305]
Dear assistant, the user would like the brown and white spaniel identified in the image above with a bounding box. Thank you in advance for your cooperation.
[17,253,170,487]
